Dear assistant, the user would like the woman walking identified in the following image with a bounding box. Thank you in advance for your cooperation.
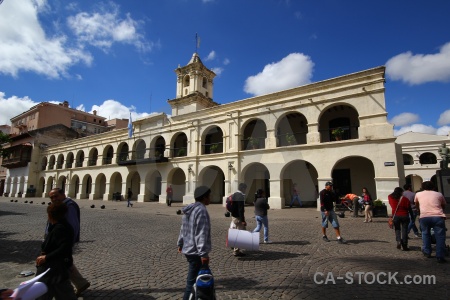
[388,187,412,251]
[362,187,373,223]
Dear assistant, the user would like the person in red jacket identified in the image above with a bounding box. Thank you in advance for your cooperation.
[388,187,413,251]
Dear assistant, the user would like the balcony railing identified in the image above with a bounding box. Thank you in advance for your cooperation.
[103,157,112,165]
[75,161,83,168]
[88,159,97,166]
[65,163,73,169]
[56,163,63,169]
[204,142,223,154]
[242,137,265,150]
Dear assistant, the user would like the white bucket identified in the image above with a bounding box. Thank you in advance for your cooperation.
[227,228,260,251]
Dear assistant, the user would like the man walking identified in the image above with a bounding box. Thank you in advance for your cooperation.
[320,182,346,244]
[48,188,90,297]
[230,183,247,256]
[177,186,212,300]
[289,183,302,208]
[166,184,173,207]
[403,184,420,238]
[127,188,133,207]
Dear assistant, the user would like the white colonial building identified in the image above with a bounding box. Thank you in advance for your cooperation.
[9,53,405,209]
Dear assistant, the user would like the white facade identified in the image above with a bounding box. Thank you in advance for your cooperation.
[8,54,404,209]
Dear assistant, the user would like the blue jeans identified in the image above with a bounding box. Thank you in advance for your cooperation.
[183,255,202,300]
[290,195,302,207]
[253,215,269,242]
[393,216,409,244]
[420,217,447,259]
[407,211,419,235]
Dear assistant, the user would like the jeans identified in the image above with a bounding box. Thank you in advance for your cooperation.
[253,215,269,242]
[183,255,202,300]
[407,211,419,235]
[393,216,409,244]
[290,195,302,207]
[420,217,447,258]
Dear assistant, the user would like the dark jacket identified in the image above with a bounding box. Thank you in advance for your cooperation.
[37,220,74,284]
[320,189,337,212]
[254,197,269,216]
[231,191,246,222]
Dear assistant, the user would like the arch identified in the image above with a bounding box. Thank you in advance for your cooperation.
[94,173,107,200]
[48,155,55,170]
[167,167,187,202]
[69,175,80,198]
[419,152,437,165]
[109,172,123,199]
[66,152,74,168]
[145,170,162,201]
[57,175,67,193]
[318,104,359,142]
[198,166,225,203]
[117,142,129,163]
[331,156,376,198]
[203,126,224,154]
[56,154,64,169]
[88,148,98,166]
[75,150,85,167]
[41,156,48,171]
[403,154,414,165]
[242,118,267,150]
[202,77,207,88]
[81,174,92,199]
[46,176,54,195]
[241,163,270,203]
[127,171,141,200]
[37,177,45,196]
[276,112,308,147]
[102,145,114,165]
[151,136,166,158]
[280,160,318,207]
[184,75,190,88]
[405,174,423,192]
[172,132,188,157]
[133,139,147,159]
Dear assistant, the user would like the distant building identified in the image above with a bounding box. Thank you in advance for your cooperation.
[0,125,11,195]
[19,53,403,210]
[2,102,127,197]
[396,131,450,191]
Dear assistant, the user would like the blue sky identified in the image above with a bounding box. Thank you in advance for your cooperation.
[0,0,449,136]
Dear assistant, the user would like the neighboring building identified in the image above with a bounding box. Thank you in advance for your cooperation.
[396,131,450,192]
[5,53,403,210]
[2,103,126,197]
[0,125,11,195]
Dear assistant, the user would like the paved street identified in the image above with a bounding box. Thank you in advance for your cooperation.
[1,197,450,300]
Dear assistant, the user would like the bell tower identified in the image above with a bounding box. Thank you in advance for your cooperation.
[168,53,218,116]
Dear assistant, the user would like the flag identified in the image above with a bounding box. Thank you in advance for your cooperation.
[0,0,4,5]
[128,112,133,138]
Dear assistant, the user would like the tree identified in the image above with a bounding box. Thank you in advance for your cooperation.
[0,131,11,158]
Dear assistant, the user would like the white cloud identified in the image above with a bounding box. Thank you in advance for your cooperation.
[0,0,92,78]
[394,124,438,136]
[386,42,450,85]
[211,67,223,76]
[244,53,314,96]
[90,100,150,120]
[67,3,151,53]
[0,92,37,125]
[436,126,450,136]
[223,58,230,65]
[437,109,450,126]
[389,112,420,127]
[205,51,216,61]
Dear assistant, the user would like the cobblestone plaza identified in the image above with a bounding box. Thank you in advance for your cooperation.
[1,198,449,299]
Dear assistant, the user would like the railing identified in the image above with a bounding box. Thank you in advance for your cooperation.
[103,157,112,165]
[56,163,63,169]
[241,137,265,150]
[48,165,54,170]
[173,147,187,158]
[65,163,73,169]
[204,142,223,154]
[75,161,83,167]
[88,159,97,166]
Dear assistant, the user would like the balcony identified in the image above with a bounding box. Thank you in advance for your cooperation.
[88,159,97,166]
[56,163,63,169]
[75,161,83,168]
[1,156,31,168]
[103,157,112,165]
[117,150,169,166]
[65,163,73,169]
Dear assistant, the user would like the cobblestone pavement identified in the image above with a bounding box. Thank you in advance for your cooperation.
[1,197,450,300]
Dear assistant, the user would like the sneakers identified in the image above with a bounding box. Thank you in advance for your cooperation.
[75,281,90,297]
[437,257,447,263]
[337,237,347,244]
[363,220,368,223]
[233,251,246,257]
[422,250,431,258]
[414,233,421,238]
[264,240,273,244]
[322,235,330,242]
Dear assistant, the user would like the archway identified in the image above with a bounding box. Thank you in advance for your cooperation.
[242,163,270,204]
[145,171,162,201]
[281,160,318,207]
[198,166,225,203]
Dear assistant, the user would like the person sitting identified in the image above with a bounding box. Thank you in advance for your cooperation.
[342,193,361,217]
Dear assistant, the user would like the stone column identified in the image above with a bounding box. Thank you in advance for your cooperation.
[268,179,283,209]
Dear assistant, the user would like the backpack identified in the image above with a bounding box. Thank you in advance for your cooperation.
[225,193,236,213]
[189,267,216,300]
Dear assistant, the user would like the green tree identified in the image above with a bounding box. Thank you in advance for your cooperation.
[0,131,11,158]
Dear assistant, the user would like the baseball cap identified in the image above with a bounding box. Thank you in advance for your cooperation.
[325,181,333,186]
